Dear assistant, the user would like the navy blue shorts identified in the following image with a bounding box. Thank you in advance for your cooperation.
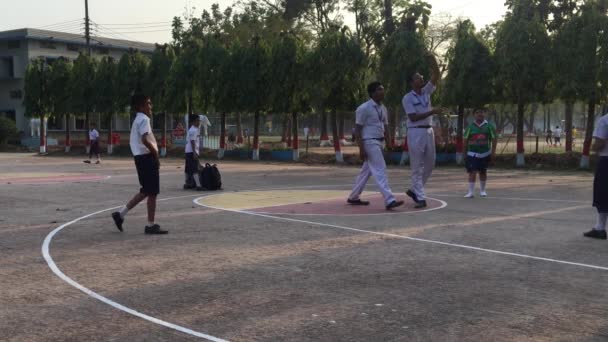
[185,152,198,174]
[134,153,160,196]
[594,157,608,213]
[465,155,490,173]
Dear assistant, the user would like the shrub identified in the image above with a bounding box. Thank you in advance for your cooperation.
[0,117,17,144]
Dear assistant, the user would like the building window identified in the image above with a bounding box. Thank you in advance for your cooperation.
[40,41,56,49]
[97,47,110,55]
[0,57,14,78]
[67,44,80,52]
[9,90,22,99]
[8,40,20,49]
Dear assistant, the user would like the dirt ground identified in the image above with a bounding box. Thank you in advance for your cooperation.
[2,153,608,342]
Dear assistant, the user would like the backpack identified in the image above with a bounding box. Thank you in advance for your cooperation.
[199,163,222,190]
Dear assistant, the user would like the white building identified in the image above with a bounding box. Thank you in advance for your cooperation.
[0,28,155,137]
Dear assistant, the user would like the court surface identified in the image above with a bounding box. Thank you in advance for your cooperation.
[2,153,607,342]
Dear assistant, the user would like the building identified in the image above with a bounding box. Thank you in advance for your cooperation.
[0,28,155,138]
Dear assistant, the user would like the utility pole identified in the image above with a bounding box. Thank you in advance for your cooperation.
[85,0,91,55]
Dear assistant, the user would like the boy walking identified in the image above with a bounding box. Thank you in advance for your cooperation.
[464,107,497,198]
[111,94,167,235]
[554,126,562,146]
[84,122,101,164]
[184,115,203,190]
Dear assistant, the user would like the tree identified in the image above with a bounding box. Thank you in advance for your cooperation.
[94,56,119,154]
[48,57,73,152]
[117,50,149,110]
[23,58,52,153]
[71,53,97,153]
[495,2,551,166]
[145,44,175,157]
[443,20,494,164]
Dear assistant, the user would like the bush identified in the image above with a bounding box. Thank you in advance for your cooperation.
[0,117,17,144]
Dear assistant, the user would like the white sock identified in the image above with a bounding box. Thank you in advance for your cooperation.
[119,206,129,219]
[147,221,155,227]
[480,181,487,192]
[595,213,608,231]
[468,182,475,194]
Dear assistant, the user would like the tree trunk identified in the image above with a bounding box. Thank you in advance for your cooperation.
[292,112,299,161]
[320,110,329,142]
[85,112,90,154]
[65,113,71,153]
[107,114,113,155]
[219,111,226,159]
[581,96,597,169]
[516,101,525,167]
[236,112,244,144]
[281,115,289,144]
[338,112,345,142]
[188,94,194,115]
[331,108,343,162]
[565,100,574,152]
[456,104,465,164]
[39,114,46,154]
[253,111,260,160]
[383,0,395,36]
[160,112,167,157]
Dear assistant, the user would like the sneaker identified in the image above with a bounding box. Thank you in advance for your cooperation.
[464,192,474,198]
[386,200,404,210]
[95,160,100,164]
[584,229,607,240]
[414,200,427,209]
[347,198,370,206]
[111,212,123,232]
[480,191,488,197]
[406,189,419,203]
[83,160,91,164]
[183,183,196,190]
[145,224,168,235]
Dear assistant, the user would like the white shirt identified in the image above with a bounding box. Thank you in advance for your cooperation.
[555,128,562,137]
[185,126,201,154]
[355,99,388,140]
[89,129,99,141]
[593,114,608,156]
[199,115,212,136]
[403,82,437,128]
[130,112,157,156]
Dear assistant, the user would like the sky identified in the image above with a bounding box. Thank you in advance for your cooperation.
[1,0,507,44]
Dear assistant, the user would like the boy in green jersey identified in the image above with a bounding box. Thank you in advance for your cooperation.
[464,107,497,198]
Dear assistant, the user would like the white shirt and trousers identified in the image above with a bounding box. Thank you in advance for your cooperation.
[348,99,397,205]
[403,82,437,201]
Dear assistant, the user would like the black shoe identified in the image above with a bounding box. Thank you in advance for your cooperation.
[347,198,370,205]
[406,189,419,203]
[145,224,168,235]
[386,200,404,210]
[414,200,427,209]
[111,212,123,232]
[83,160,91,164]
[584,229,607,240]
[195,186,204,191]
[183,183,196,190]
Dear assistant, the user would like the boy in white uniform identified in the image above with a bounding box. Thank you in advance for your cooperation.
[347,81,404,210]
[584,112,608,239]
[184,115,202,190]
[84,122,101,164]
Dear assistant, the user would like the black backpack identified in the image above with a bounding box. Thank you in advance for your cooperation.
[199,163,222,190]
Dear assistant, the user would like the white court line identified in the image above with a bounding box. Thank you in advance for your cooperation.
[42,194,229,342]
[194,198,608,272]
[431,193,588,204]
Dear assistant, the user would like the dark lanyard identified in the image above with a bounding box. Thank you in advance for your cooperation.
[374,105,383,122]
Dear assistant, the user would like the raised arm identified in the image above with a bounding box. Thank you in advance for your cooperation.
[427,52,440,86]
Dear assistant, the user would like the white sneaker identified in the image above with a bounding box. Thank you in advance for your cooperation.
[464,192,474,198]
[480,191,487,197]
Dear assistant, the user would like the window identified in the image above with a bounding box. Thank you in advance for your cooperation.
[0,110,16,121]
[0,57,14,78]
[9,90,22,99]
[40,41,56,49]
[97,47,109,55]
[67,44,80,52]
[8,40,20,49]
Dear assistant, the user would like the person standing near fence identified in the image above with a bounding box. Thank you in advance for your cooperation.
[347,81,404,210]
[83,122,101,164]
[184,115,203,190]
[403,53,444,209]
[463,107,497,198]
[584,112,608,239]
[554,126,562,146]
[545,128,553,146]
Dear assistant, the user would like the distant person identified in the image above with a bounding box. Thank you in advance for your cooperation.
[111,94,167,235]
[347,81,404,210]
[463,107,497,198]
[83,122,100,164]
[554,126,562,146]
[584,112,608,239]
[303,126,310,138]
[545,128,553,146]
[198,114,211,149]
[184,115,202,191]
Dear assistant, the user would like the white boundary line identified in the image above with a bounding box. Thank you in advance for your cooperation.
[194,197,608,272]
[194,190,447,216]
[42,194,229,342]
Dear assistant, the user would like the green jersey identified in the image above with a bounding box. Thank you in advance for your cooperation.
[464,120,496,154]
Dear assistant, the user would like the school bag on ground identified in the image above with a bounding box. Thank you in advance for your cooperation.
[199,163,222,190]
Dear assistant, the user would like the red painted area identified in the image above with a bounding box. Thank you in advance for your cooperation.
[250,193,442,215]
[3,175,108,185]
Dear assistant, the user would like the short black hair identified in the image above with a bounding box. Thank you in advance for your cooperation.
[367,81,383,97]
[474,106,489,113]
[408,72,420,83]
[189,114,200,124]
[131,94,150,111]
